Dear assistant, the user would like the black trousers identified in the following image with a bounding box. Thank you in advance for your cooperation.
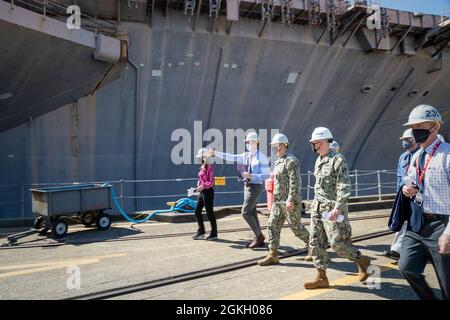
[194,188,217,235]
[398,215,450,300]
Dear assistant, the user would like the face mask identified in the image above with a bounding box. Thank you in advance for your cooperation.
[412,128,432,144]
[272,144,284,155]
[402,139,414,150]
[246,143,257,154]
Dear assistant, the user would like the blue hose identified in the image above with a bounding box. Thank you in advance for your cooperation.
[102,183,196,224]
[110,187,159,223]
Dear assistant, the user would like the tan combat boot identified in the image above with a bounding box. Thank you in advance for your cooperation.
[257,249,279,266]
[304,268,330,289]
[355,255,371,282]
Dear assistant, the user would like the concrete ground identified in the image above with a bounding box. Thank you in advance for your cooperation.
[0,209,442,300]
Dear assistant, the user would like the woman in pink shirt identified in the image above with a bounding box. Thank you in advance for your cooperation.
[193,148,217,240]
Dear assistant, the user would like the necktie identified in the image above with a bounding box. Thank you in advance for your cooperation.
[417,149,427,189]
[406,153,411,164]
[248,154,253,174]
[405,153,412,170]
[418,149,427,171]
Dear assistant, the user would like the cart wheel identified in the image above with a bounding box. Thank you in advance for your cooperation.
[51,219,68,238]
[81,211,96,227]
[96,212,111,230]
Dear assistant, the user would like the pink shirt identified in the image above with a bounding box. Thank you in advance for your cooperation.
[197,165,214,190]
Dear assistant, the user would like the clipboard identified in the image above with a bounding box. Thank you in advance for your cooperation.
[237,163,249,183]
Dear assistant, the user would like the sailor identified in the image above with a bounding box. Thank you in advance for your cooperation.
[304,127,371,289]
[383,129,419,261]
[305,139,342,262]
[400,104,450,300]
[257,133,310,266]
[208,132,270,248]
[306,139,342,261]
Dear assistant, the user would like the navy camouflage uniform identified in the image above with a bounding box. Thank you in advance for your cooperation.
[310,151,362,270]
[268,153,310,251]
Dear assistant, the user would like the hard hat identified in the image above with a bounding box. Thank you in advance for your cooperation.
[195,148,208,158]
[403,104,442,126]
[270,133,289,145]
[330,141,340,149]
[399,128,414,140]
[310,127,333,142]
[438,134,445,142]
[244,132,259,142]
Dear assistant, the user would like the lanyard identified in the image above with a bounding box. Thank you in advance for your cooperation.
[415,141,441,186]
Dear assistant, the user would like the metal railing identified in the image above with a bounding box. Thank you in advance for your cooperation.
[439,8,450,26]
[0,169,397,220]
[304,169,397,202]
[5,0,118,36]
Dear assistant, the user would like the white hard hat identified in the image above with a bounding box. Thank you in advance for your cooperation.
[270,133,289,145]
[330,141,340,149]
[310,127,333,142]
[399,128,414,140]
[403,104,442,126]
[438,134,445,142]
[244,132,259,142]
[195,148,208,158]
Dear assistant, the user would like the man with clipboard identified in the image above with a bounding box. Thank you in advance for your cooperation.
[208,132,270,248]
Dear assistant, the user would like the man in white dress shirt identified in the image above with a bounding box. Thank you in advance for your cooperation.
[401,104,450,300]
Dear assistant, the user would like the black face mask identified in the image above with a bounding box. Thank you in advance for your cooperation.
[412,128,432,144]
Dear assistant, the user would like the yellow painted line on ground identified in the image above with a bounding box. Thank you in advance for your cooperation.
[0,261,91,271]
[280,262,398,300]
[0,259,100,279]
[0,253,126,271]
[0,253,126,279]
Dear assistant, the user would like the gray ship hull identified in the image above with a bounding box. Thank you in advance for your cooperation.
[0,4,449,221]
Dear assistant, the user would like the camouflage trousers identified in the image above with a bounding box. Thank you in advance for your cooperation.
[310,207,361,270]
[267,202,310,251]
